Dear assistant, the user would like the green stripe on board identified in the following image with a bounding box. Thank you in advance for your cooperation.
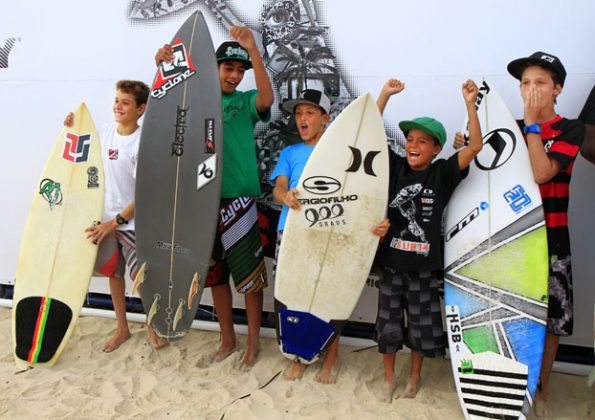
[463,326,499,354]
[456,227,548,302]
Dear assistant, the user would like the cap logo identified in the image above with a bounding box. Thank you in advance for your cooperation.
[540,54,555,63]
[225,46,248,60]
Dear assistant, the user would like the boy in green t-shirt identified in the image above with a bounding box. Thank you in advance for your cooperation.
[156,26,273,370]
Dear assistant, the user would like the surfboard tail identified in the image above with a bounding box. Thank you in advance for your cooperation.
[14,296,72,365]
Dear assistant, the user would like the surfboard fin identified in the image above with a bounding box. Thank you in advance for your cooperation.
[131,262,147,297]
[147,294,160,326]
[188,272,200,309]
[173,299,184,330]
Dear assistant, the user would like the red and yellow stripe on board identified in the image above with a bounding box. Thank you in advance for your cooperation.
[27,297,52,363]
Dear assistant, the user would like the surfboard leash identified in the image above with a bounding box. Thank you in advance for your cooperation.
[218,370,282,420]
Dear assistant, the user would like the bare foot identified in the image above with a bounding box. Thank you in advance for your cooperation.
[283,362,306,381]
[102,329,131,353]
[238,337,259,371]
[402,378,420,398]
[210,341,236,363]
[534,390,552,417]
[377,377,398,403]
[147,325,169,350]
[314,359,340,384]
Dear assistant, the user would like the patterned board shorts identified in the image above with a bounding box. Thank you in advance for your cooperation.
[547,254,573,336]
[94,230,139,280]
[206,197,267,294]
[374,268,446,357]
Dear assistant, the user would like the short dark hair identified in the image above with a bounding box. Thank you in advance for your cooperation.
[520,64,562,87]
[116,80,150,107]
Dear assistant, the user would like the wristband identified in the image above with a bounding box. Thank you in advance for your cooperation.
[523,123,541,135]
[115,213,128,225]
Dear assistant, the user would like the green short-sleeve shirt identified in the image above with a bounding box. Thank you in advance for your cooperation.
[221,89,271,198]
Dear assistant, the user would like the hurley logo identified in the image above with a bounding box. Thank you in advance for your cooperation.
[63,132,91,163]
[540,54,555,63]
[0,37,18,69]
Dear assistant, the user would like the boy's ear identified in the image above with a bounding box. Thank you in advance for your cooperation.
[138,103,147,117]
[553,83,562,97]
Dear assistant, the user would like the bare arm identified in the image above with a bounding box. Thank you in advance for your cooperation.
[230,26,273,113]
[376,78,405,116]
[85,201,135,245]
[524,86,561,183]
[457,80,483,170]
[273,176,301,210]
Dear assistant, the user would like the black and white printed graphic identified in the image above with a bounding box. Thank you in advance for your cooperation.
[197,154,217,190]
[388,184,433,256]
[0,37,19,69]
[345,147,381,176]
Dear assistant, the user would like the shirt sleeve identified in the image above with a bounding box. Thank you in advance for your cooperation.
[549,118,585,170]
[247,89,272,124]
[270,147,291,185]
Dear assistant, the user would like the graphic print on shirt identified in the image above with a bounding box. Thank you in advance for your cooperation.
[388,183,431,256]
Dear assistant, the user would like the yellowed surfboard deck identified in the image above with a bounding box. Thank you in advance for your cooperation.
[12,103,103,368]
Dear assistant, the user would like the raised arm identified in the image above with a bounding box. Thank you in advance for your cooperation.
[230,26,273,113]
[457,80,483,170]
[376,78,405,116]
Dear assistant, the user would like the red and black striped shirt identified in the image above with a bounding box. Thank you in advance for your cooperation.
[519,116,584,257]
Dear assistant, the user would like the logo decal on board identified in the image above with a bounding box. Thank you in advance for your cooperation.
[151,38,196,100]
[0,37,20,69]
[503,184,532,213]
[446,207,479,242]
[87,166,99,189]
[197,154,217,191]
[63,132,91,163]
[302,176,341,195]
[204,118,215,153]
[39,178,63,209]
[345,146,381,176]
[475,128,516,171]
[172,105,188,156]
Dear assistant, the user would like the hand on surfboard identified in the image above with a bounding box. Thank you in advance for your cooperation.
[371,218,390,238]
[155,44,174,66]
[85,221,116,246]
[283,188,302,210]
[452,131,466,149]
[64,112,74,127]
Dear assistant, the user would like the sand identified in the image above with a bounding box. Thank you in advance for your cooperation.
[0,308,593,419]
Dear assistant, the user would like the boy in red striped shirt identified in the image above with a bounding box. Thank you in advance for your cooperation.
[507,51,585,417]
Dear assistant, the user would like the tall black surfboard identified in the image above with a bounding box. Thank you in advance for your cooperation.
[135,11,222,340]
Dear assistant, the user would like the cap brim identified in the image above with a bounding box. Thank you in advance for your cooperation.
[217,58,252,69]
[282,99,326,114]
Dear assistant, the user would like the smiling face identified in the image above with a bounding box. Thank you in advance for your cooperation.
[112,89,145,126]
[520,65,562,111]
[405,129,441,171]
[294,103,329,145]
[218,60,248,94]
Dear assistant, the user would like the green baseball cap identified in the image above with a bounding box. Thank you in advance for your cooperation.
[399,117,446,147]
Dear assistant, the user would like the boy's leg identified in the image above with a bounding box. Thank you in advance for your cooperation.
[102,275,131,353]
[240,289,263,370]
[379,353,398,403]
[402,351,423,398]
[535,255,573,417]
[211,283,237,361]
[283,361,307,380]
[314,336,340,384]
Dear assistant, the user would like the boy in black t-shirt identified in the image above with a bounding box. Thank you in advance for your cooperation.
[373,79,483,402]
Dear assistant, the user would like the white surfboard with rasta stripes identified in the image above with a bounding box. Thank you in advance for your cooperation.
[12,103,103,368]
[444,80,548,419]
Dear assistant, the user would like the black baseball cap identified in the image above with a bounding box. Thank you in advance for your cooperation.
[282,89,331,114]
[215,41,252,69]
[507,51,567,87]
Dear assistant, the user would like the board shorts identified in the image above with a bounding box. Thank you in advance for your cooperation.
[94,230,139,280]
[374,268,446,357]
[205,197,267,294]
[547,254,573,336]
